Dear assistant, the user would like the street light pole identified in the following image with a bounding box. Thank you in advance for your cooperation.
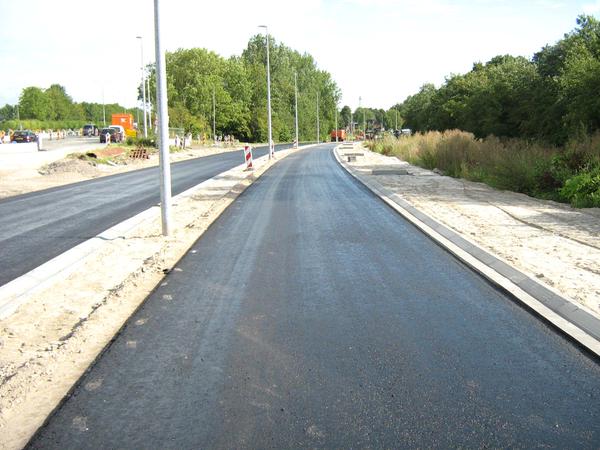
[259,25,274,159]
[153,0,172,236]
[102,87,106,127]
[147,76,152,133]
[294,72,299,148]
[213,86,216,145]
[335,105,338,143]
[316,90,319,143]
[136,36,148,138]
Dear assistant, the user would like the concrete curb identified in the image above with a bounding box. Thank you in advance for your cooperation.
[0,145,316,319]
[334,145,600,358]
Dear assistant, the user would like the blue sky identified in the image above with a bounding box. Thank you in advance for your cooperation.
[0,0,597,110]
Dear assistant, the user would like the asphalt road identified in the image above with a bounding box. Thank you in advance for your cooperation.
[28,144,600,448]
[0,143,292,287]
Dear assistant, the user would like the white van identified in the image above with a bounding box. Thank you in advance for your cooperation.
[108,125,125,142]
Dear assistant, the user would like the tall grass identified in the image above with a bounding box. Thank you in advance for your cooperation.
[369,130,600,208]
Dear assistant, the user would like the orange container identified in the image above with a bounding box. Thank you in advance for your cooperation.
[111,114,134,131]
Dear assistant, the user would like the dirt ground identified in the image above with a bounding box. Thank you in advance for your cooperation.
[0,143,274,449]
[345,147,600,317]
[0,144,243,199]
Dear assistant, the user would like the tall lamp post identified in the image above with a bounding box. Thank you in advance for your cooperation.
[153,0,171,235]
[213,86,216,144]
[334,105,338,143]
[136,36,148,138]
[294,72,299,148]
[146,76,152,133]
[259,25,274,159]
[316,90,320,143]
[102,87,106,127]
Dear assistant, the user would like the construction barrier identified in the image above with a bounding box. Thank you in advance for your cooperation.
[244,145,253,170]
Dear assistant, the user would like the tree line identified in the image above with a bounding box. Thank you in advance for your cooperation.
[395,15,600,145]
[148,34,341,142]
[2,35,342,143]
[0,84,139,131]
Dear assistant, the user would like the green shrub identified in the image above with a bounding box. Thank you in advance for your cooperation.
[125,136,157,148]
[560,168,600,207]
[368,130,600,208]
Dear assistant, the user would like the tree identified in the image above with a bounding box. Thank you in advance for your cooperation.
[19,87,50,120]
[46,84,73,120]
[340,105,351,128]
[0,104,16,121]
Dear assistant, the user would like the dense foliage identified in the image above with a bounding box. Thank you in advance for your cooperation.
[0,84,139,131]
[365,15,600,208]
[146,35,341,142]
[370,130,600,208]
[397,15,600,145]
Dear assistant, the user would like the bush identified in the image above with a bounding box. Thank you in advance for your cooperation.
[369,130,600,208]
[126,136,157,148]
[560,168,600,207]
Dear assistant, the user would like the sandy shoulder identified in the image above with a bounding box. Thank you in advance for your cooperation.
[0,145,292,450]
[0,144,245,200]
[347,147,600,317]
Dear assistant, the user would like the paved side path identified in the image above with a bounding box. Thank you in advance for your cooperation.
[28,145,600,449]
[344,146,600,318]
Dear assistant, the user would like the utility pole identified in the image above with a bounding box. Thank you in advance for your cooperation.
[153,0,172,236]
[147,76,152,133]
[294,72,299,148]
[335,105,338,142]
[136,36,147,138]
[102,87,106,127]
[16,104,21,130]
[259,25,274,159]
[316,90,320,143]
[212,86,216,144]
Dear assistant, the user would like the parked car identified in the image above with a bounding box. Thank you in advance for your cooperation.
[99,128,120,143]
[108,125,125,142]
[83,124,98,137]
[12,130,37,143]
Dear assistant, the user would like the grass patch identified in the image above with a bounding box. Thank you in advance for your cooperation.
[369,130,600,208]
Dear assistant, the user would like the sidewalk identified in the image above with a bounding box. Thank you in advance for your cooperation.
[337,144,600,325]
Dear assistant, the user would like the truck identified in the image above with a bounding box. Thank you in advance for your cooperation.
[330,129,347,142]
[111,114,136,138]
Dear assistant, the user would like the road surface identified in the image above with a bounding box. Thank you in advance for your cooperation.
[0,143,292,287]
[27,144,600,448]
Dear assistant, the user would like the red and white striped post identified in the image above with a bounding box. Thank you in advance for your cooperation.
[244,145,253,170]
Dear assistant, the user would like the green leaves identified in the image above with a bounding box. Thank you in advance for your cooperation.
[150,35,340,142]
[397,16,600,145]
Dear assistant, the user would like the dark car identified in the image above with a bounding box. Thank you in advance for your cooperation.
[99,128,121,143]
[12,130,37,143]
[83,124,98,137]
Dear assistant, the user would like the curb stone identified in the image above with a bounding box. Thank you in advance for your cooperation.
[334,145,600,358]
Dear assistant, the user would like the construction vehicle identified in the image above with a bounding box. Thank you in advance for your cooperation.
[330,129,347,142]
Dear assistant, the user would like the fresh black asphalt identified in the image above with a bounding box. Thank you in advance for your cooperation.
[27,145,600,448]
[0,143,292,286]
